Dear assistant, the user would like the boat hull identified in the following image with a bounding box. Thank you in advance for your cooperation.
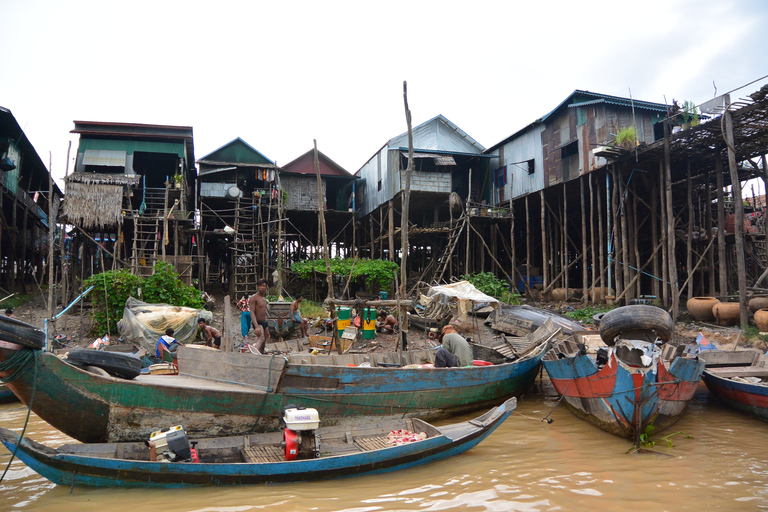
[0,341,546,443]
[0,398,515,488]
[0,382,18,403]
[703,370,768,421]
[543,352,704,440]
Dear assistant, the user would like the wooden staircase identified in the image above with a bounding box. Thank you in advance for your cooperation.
[132,217,160,277]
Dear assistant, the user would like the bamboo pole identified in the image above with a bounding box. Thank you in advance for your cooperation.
[663,119,679,318]
[706,173,715,294]
[597,174,605,300]
[651,174,660,300]
[589,174,596,303]
[540,190,547,291]
[724,110,748,326]
[401,81,414,299]
[619,170,630,300]
[686,160,694,299]
[716,156,727,296]
[581,176,588,305]
[314,141,333,298]
[47,152,55,321]
[388,200,395,261]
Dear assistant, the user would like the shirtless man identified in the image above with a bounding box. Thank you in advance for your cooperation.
[376,311,398,333]
[198,318,221,349]
[248,279,270,353]
[290,295,309,337]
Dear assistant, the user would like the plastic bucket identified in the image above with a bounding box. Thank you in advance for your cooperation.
[363,307,376,339]
[337,307,351,337]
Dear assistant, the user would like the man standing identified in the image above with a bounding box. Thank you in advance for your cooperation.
[290,295,309,338]
[248,279,270,353]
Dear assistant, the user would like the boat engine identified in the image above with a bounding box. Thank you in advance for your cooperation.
[281,407,321,460]
[149,425,192,462]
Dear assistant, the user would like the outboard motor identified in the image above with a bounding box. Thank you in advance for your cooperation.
[281,407,321,460]
[149,425,192,462]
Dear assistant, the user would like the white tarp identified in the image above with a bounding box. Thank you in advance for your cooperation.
[425,281,499,321]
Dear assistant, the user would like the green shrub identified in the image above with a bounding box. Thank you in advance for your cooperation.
[614,126,637,149]
[84,262,204,335]
[290,258,399,291]
[565,305,614,324]
[461,272,521,305]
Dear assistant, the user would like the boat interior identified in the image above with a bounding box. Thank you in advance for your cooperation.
[38,417,443,463]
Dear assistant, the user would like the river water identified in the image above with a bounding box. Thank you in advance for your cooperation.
[1,377,766,512]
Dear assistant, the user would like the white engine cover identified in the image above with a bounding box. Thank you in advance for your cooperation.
[283,407,320,431]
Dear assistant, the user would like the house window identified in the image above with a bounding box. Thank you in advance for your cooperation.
[378,180,382,191]
[526,159,535,175]
[561,140,578,158]
[577,107,587,126]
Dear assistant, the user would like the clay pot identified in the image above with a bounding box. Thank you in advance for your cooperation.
[712,302,741,326]
[754,308,768,332]
[748,296,768,314]
[589,287,614,302]
[686,297,720,322]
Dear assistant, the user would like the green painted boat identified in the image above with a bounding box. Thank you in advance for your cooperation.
[0,337,547,443]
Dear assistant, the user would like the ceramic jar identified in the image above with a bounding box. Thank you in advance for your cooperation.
[748,296,768,314]
[712,302,741,326]
[754,308,768,332]
[686,297,720,322]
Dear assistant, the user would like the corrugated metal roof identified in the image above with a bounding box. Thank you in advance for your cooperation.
[83,149,126,166]
[541,90,669,122]
[567,98,668,112]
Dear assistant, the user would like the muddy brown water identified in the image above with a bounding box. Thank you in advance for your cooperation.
[1,377,767,511]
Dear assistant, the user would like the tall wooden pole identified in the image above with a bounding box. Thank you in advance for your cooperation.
[686,160,694,299]
[540,190,547,291]
[724,110,748,326]
[400,81,413,298]
[663,118,679,318]
[715,157,727,297]
[580,176,588,305]
[47,152,55,321]
[314,141,333,298]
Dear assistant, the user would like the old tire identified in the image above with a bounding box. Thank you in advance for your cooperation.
[598,305,674,345]
[67,349,142,380]
[592,312,606,327]
[0,315,46,349]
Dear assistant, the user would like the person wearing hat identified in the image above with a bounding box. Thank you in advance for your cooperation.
[435,325,473,368]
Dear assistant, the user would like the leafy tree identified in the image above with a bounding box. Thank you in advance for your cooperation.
[83,262,204,335]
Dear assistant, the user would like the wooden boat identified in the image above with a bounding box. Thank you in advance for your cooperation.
[0,335,548,443]
[700,349,768,421]
[490,305,584,336]
[0,382,19,403]
[406,310,452,332]
[542,331,705,443]
[0,398,516,488]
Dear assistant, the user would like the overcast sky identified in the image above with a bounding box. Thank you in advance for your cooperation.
[2,0,767,188]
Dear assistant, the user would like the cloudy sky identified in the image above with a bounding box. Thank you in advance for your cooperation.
[2,0,767,188]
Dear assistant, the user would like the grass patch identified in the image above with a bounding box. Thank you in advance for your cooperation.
[565,305,614,324]
[0,293,33,310]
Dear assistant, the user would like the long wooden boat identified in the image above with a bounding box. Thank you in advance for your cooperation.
[490,305,584,336]
[0,382,18,403]
[0,398,515,488]
[542,332,705,443]
[700,349,768,421]
[0,335,547,443]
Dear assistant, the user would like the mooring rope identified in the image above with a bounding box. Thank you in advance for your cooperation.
[0,347,40,485]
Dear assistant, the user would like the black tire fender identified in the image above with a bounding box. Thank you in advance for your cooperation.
[598,305,674,345]
[67,349,142,380]
[0,315,46,349]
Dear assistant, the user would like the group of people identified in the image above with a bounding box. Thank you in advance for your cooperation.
[154,280,473,369]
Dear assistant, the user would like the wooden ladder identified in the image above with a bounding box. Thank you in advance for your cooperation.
[232,195,260,297]
[434,214,467,283]
[132,217,160,277]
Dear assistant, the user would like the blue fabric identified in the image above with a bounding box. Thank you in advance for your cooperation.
[241,311,251,337]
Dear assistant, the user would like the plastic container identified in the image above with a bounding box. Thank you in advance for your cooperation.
[337,307,351,338]
[379,291,389,300]
[363,307,376,339]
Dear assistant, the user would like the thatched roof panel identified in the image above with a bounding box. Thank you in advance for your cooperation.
[63,182,124,228]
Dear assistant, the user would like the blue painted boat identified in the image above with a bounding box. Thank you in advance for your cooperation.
[0,382,18,403]
[700,349,768,422]
[542,332,705,443]
[0,398,515,488]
